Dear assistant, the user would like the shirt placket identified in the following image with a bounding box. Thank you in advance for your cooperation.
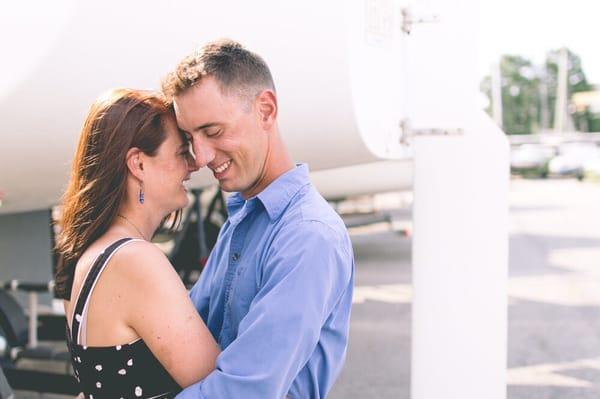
[219,201,255,346]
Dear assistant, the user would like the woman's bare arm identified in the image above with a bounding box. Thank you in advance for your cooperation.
[112,241,220,388]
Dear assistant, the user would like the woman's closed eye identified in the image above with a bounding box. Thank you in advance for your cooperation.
[178,142,195,162]
[179,148,190,157]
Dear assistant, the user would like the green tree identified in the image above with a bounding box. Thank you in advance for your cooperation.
[544,48,594,131]
[481,55,540,134]
[481,48,596,133]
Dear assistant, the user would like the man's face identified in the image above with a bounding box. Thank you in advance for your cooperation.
[173,77,269,195]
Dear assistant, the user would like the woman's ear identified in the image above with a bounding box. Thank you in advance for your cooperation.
[256,89,277,130]
[125,148,144,180]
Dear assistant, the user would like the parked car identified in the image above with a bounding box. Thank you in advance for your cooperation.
[582,157,600,180]
[510,144,555,178]
[548,143,600,180]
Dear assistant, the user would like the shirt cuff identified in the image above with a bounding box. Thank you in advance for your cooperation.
[175,380,206,399]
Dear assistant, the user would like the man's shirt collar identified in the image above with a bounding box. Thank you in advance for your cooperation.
[226,164,310,220]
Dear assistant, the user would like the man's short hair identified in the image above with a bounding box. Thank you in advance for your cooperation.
[162,39,276,105]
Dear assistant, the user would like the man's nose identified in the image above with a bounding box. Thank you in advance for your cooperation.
[186,154,200,172]
[191,138,216,169]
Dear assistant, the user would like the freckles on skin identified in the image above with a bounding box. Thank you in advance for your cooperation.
[150,155,178,188]
[215,134,242,155]
[146,137,188,194]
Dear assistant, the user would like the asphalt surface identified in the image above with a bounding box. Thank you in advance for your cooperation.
[331,178,600,398]
[329,225,411,399]
[506,179,600,398]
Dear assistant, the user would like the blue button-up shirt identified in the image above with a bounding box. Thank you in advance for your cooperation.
[177,164,354,399]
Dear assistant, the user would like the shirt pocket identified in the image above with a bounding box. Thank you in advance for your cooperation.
[229,259,259,326]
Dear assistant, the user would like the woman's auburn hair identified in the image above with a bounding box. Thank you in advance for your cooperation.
[55,88,180,300]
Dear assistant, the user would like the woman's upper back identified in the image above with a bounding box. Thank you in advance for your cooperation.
[65,237,181,398]
[67,235,135,345]
[64,233,220,394]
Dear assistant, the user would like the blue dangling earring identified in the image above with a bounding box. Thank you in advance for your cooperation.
[139,182,145,204]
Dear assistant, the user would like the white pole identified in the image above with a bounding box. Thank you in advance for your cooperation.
[401,0,509,395]
[539,67,550,131]
[412,111,509,399]
[554,47,569,133]
[28,292,38,348]
[491,61,503,128]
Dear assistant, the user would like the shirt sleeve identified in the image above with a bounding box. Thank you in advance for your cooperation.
[176,220,352,399]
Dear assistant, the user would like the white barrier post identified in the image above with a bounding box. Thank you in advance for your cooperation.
[411,111,509,399]
[28,292,38,348]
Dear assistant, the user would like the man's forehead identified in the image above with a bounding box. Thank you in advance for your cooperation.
[174,82,243,131]
[173,88,213,129]
[172,99,191,131]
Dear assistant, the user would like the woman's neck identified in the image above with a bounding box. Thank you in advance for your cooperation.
[114,202,163,241]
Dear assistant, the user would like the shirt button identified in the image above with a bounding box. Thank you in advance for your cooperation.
[232,253,240,262]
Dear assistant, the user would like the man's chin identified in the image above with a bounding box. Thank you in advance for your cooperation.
[218,176,258,196]
[218,180,240,193]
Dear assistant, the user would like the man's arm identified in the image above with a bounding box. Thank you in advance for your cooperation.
[176,220,352,399]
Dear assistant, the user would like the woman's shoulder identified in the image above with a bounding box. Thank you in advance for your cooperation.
[95,238,186,311]
[72,235,173,289]
[112,237,165,259]
[109,239,173,278]
[66,237,170,316]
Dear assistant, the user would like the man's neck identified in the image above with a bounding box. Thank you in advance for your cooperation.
[242,138,294,199]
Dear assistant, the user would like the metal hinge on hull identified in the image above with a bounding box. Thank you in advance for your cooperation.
[398,118,464,145]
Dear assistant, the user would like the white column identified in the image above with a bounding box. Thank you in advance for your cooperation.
[411,111,509,399]
[28,292,38,348]
[491,61,503,128]
[553,47,569,133]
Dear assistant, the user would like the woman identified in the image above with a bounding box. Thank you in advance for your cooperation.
[55,89,219,399]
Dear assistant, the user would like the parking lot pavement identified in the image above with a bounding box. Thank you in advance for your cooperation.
[332,179,600,399]
[329,228,411,399]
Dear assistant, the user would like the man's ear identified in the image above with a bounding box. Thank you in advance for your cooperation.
[256,89,277,130]
[125,148,145,180]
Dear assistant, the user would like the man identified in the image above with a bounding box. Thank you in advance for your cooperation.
[162,39,354,399]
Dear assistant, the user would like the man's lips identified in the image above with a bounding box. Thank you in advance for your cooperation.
[212,160,232,174]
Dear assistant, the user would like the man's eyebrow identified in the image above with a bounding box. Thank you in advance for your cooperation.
[193,122,220,132]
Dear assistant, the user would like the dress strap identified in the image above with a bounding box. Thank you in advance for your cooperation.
[70,238,144,345]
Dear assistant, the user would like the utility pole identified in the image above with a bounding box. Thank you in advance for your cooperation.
[553,47,569,133]
[539,66,550,131]
[491,60,503,128]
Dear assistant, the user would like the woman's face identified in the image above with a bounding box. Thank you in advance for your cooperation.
[143,117,197,214]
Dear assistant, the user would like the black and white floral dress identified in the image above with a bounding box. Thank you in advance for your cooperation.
[66,238,181,399]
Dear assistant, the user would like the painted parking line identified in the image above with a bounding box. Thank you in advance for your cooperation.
[353,284,412,304]
[508,357,600,388]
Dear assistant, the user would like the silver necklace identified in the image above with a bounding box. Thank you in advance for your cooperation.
[117,214,148,241]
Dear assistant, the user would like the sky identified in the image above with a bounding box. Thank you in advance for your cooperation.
[478,0,600,85]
